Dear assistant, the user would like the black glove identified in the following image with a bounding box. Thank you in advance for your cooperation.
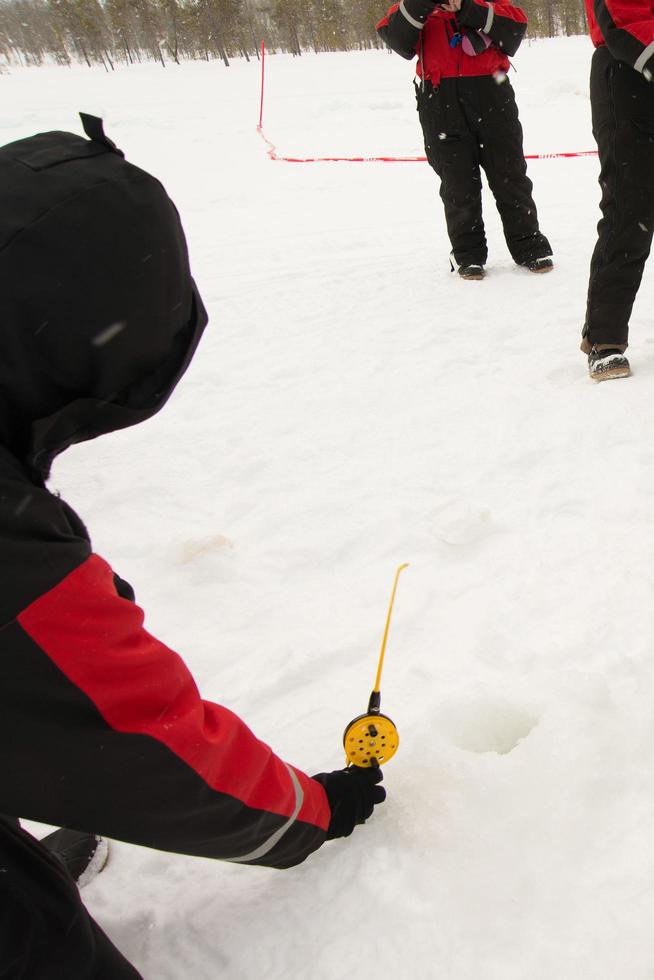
[312,764,386,840]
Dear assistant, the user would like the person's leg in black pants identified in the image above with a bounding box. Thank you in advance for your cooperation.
[468,76,552,266]
[417,79,487,267]
[582,46,654,354]
[0,816,142,979]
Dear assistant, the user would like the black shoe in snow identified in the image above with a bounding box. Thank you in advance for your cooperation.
[457,263,485,281]
[41,828,109,887]
[588,346,631,382]
[450,252,485,280]
[522,256,554,274]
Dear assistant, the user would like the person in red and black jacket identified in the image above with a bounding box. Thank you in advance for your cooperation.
[0,117,385,979]
[377,0,553,279]
[581,0,654,382]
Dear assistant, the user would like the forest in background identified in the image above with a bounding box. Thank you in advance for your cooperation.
[0,0,589,69]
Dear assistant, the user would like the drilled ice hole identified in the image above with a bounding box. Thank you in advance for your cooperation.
[435,700,538,755]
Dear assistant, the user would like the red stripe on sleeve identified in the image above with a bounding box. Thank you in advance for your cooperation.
[18,554,329,831]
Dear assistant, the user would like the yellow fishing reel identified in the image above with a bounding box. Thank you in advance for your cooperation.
[343,564,408,769]
[343,710,400,768]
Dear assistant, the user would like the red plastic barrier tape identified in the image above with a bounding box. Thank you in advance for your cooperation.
[259,38,265,130]
[257,126,597,163]
[257,40,598,164]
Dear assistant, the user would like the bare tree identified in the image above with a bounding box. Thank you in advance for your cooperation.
[0,0,588,68]
[104,0,137,63]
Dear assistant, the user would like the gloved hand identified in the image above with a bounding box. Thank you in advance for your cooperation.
[312,764,386,840]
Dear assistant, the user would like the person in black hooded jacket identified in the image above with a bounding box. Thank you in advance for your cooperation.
[0,116,385,979]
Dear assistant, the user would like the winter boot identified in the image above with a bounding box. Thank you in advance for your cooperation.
[450,253,485,280]
[41,828,109,888]
[522,256,554,274]
[458,264,485,281]
[588,346,630,382]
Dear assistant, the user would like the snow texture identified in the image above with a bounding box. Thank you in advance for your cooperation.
[7,35,654,980]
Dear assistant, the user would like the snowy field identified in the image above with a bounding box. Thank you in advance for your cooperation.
[6,34,654,980]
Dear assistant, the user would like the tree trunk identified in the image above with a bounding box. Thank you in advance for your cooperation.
[79,41,92,68]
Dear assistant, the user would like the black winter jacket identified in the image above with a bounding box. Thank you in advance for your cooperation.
[0,125,329,870]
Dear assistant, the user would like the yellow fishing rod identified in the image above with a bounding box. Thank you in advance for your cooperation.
[343,563,409,768]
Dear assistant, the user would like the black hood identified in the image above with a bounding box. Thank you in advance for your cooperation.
[0,115,208,479]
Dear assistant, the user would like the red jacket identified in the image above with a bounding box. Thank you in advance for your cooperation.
[0,459,331,869]
[585,0,654,77]
[377,0,527,86]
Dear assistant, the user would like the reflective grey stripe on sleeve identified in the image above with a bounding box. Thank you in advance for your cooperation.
[484,3,495,33]
[635,39,654,75]
[227,765,305,864]
[400,0,425,30]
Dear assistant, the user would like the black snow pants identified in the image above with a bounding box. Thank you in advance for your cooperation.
[583,45,654,351]
[416,74,551,268]
[0,816,142,980]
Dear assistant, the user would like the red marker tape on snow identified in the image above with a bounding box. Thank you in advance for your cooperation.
[256,127,597,164]
[258,39,266,130]
[256,42,598,164]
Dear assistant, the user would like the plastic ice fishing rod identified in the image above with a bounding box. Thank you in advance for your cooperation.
[343,563,409,768]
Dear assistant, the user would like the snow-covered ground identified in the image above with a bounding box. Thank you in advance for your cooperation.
[6,35,654,979]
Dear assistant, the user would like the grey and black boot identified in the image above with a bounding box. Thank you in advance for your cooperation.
[588,345,630,382]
